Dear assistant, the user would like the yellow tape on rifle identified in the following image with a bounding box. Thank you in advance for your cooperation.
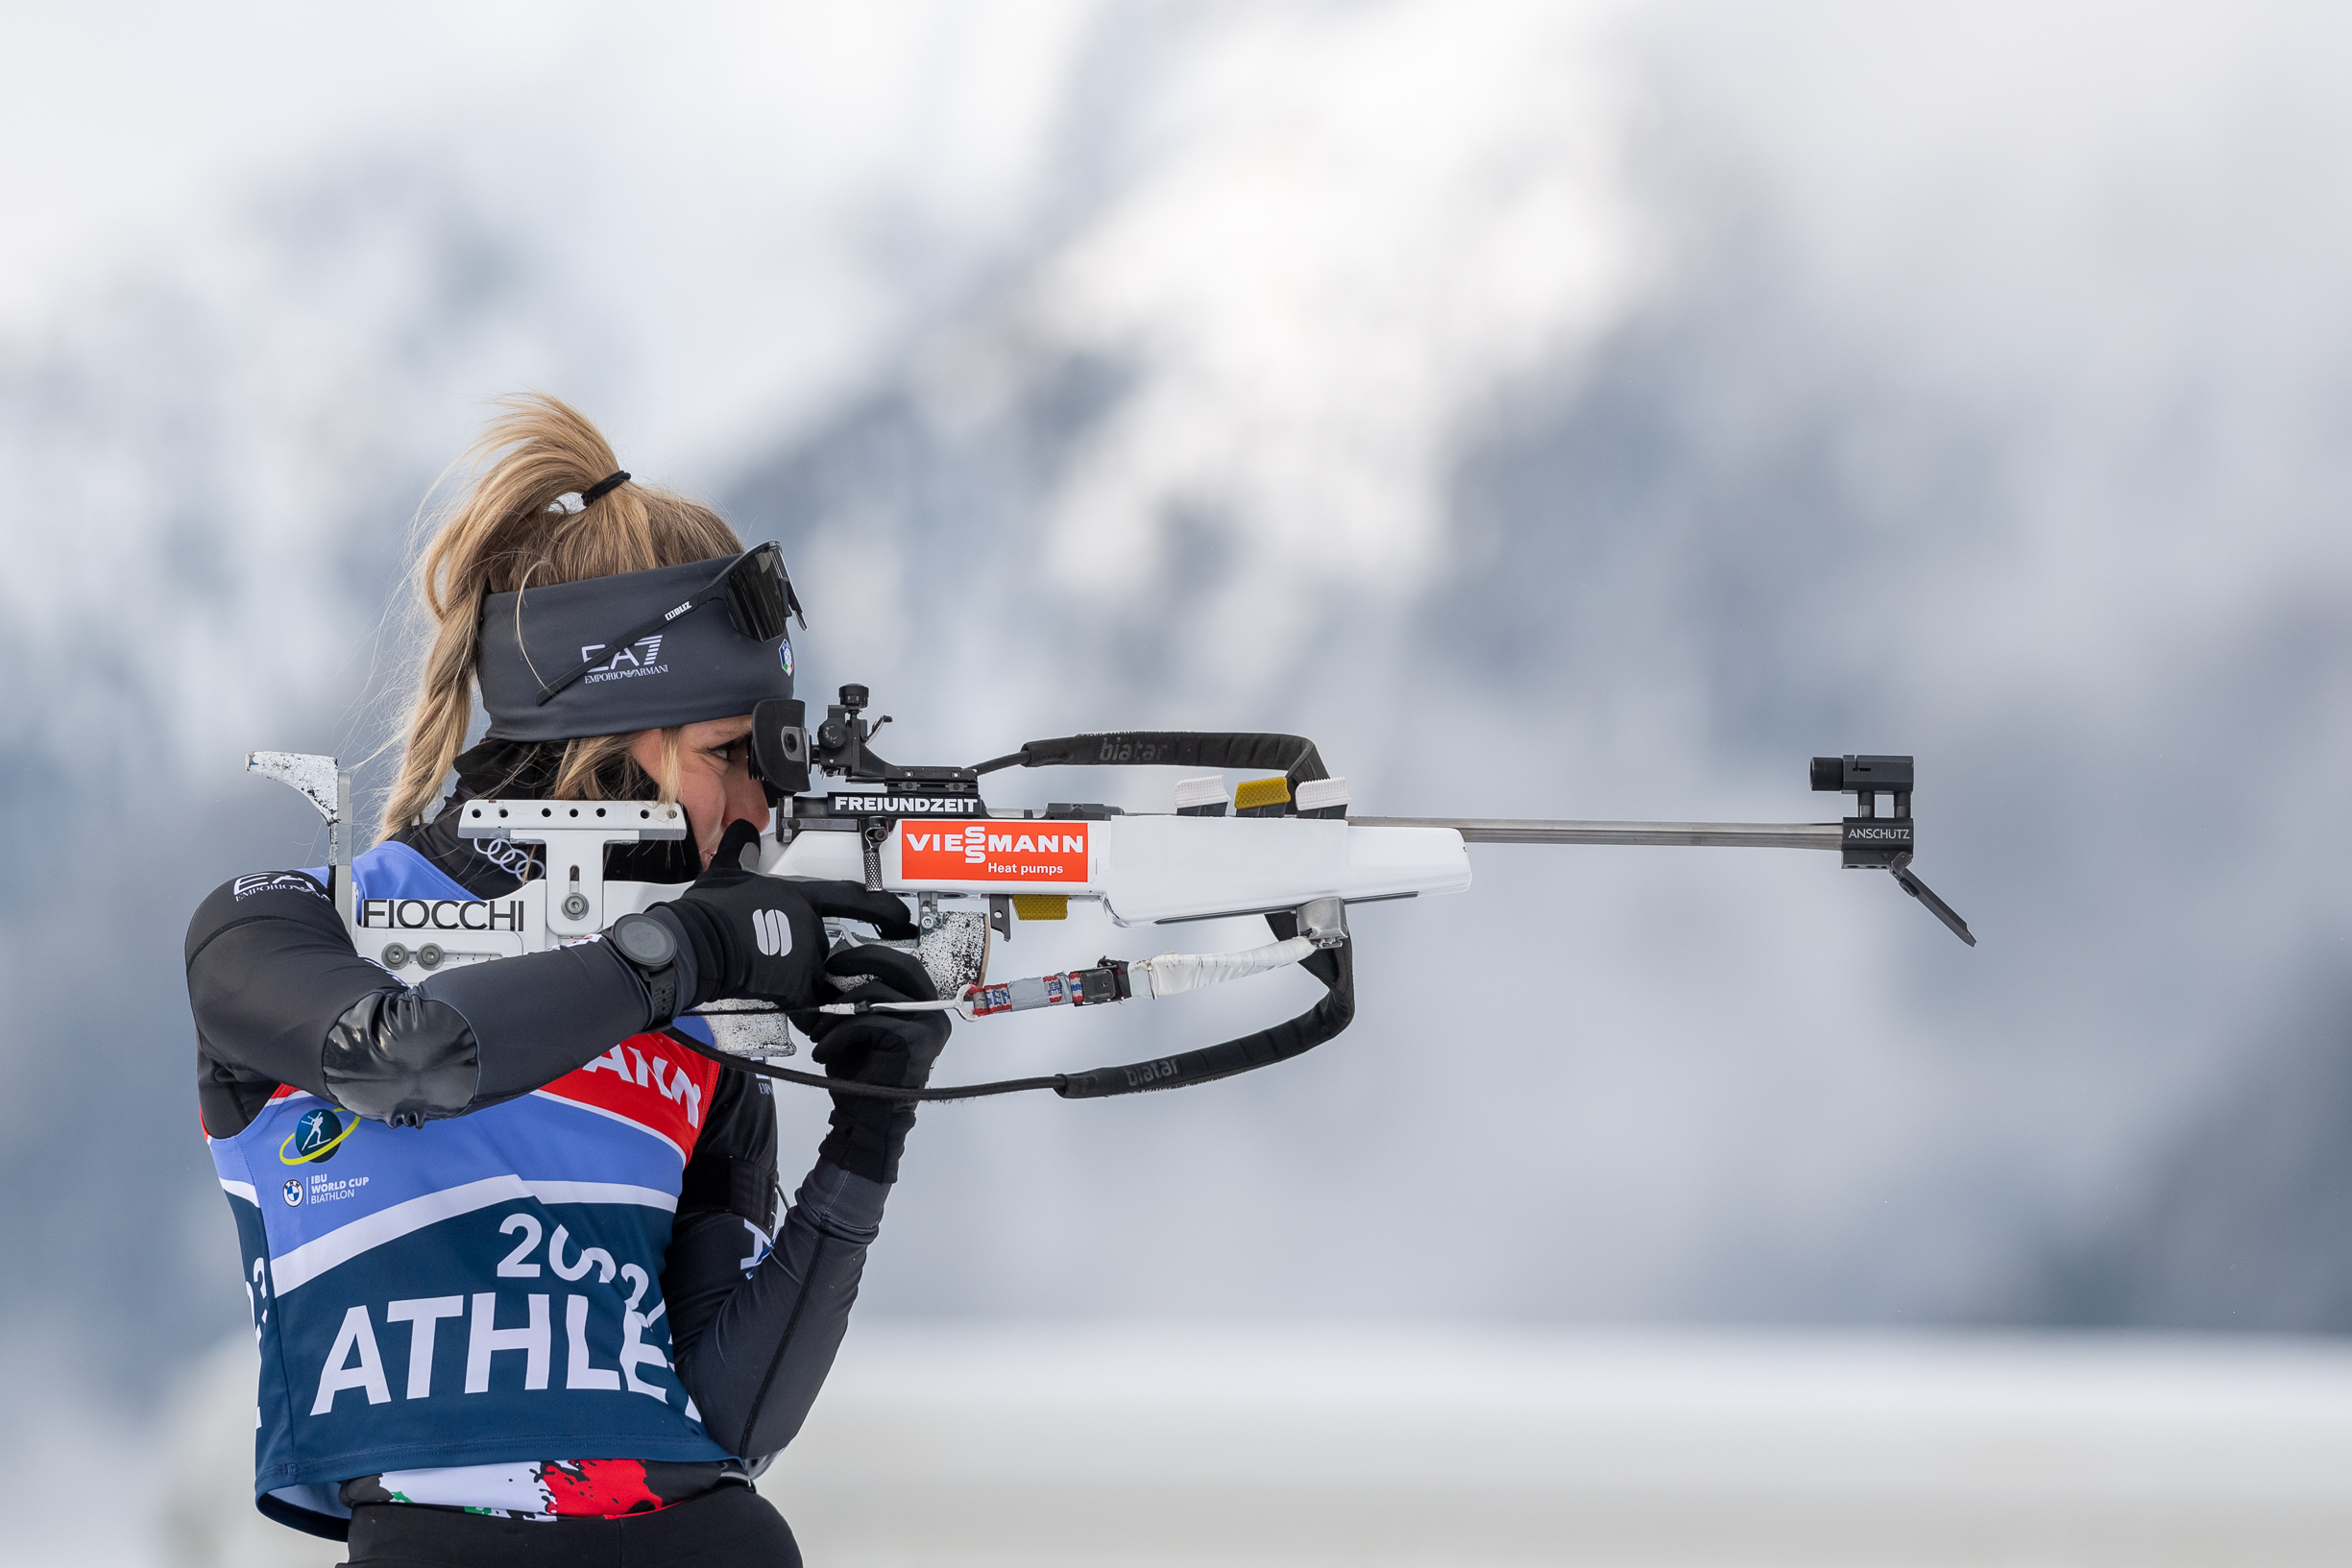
[1233,776,1292,813]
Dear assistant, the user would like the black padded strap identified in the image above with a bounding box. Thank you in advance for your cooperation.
[1055,911,1353,1098]
[973,732,1329,789]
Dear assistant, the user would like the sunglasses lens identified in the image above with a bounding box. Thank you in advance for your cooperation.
[722,543,797,640]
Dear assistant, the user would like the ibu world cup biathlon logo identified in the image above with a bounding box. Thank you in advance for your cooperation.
[279,1106,354,1167]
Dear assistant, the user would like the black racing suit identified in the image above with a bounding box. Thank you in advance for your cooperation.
[186,790,891,1551]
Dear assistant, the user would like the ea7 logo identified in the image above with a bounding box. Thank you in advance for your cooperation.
[234,872,323,901]
[753,909,792,957]
[578,636,664,674]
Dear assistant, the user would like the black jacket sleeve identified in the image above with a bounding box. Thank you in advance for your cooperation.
[185,871,666,1135]
[665,1068,891,1464]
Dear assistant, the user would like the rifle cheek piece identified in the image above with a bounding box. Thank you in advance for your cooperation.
[322,992,481,1126]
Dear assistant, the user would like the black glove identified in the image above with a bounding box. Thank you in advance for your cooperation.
[804,943,952,1184]
[651,820,918,1012]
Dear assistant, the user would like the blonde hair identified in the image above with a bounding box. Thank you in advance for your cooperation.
[378,394,740,840]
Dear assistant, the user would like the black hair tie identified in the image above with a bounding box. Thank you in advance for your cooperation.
[581,470,631,505]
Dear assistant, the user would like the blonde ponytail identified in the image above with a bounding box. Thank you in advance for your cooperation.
[378,395,741,841]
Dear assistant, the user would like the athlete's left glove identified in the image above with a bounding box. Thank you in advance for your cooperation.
[803,943,951,1184]
[647,819,918,1016]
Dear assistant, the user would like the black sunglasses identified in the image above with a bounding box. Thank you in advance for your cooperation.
[533,543,806,706]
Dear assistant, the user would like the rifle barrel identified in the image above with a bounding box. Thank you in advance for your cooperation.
[1352,817,1844,850]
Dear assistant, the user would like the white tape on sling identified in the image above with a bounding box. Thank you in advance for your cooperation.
[1131,936,1318,999]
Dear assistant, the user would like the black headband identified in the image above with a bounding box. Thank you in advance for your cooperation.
[475,555,794,742]
[581,470,630,504]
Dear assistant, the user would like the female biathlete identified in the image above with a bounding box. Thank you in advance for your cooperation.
[183,396,947,1564]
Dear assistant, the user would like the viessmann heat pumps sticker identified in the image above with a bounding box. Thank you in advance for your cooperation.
[899,822,1090,882]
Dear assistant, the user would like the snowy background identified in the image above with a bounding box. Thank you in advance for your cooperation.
[4,2,2351,1562]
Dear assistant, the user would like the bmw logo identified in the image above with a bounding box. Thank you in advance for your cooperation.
[282,1178,304,1207]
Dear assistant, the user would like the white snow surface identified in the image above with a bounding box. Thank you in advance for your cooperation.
[141,1324,2352,1568]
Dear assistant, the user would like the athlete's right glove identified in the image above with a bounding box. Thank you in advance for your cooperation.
[650,820,918,1013]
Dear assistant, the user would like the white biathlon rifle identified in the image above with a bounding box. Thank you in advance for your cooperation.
[249,685,1972,1102]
